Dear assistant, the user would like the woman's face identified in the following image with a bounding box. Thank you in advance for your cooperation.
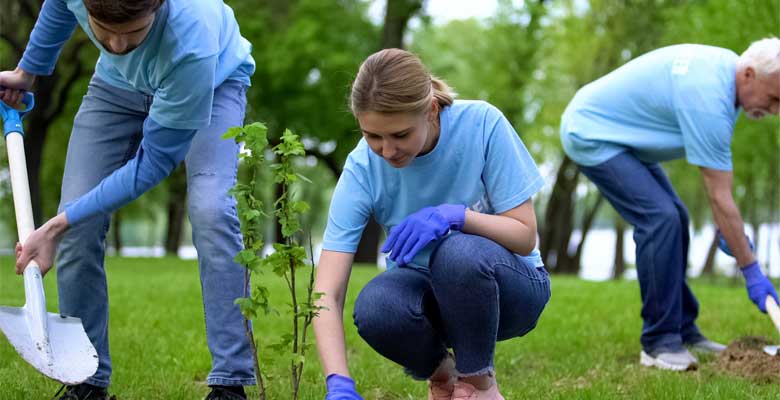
[356,103,439,168]
[87,13,156,55]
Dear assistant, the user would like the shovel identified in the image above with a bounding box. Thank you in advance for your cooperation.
[763,296,780,356]
[0,92,98,383]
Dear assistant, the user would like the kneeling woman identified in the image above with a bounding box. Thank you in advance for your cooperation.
[313,48,550,400]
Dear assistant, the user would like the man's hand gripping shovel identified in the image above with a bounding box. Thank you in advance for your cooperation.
[0,92,98,383]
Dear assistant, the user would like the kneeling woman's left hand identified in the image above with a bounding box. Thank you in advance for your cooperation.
[381,204,466,266]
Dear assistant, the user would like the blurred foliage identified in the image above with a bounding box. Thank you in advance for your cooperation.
[0,0,778,253]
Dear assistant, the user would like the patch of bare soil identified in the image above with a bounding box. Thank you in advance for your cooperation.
[714,336,780,383]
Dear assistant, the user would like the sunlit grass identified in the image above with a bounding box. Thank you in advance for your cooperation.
[0,256,777,399]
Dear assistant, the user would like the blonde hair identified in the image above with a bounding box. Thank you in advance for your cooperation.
[738,37,780,78]
[350,48,454,115]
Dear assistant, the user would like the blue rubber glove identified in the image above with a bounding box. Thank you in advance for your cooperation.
[381,204,466,266]
[325,374,363,400]
[716,229,754,257]
[741,261,779,313]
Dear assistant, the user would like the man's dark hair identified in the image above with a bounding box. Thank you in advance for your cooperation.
[83,0,165,24]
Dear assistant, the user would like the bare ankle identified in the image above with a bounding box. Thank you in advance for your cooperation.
[459,374,492,390]
[430,357,456,383]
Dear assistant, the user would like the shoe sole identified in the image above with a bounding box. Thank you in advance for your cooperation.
[640,351,698,371]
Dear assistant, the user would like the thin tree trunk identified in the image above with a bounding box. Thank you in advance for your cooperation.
[701,230,719,278]
[112,210,122,255]
[381,0,423,49]
[613,217,626,280]
[540,156,579,273]
[164,165,187,256]
[573,193,604,271]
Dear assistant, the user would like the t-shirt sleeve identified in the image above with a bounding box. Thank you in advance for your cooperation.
[322,166,373,253]
[149,55,216,130]
[482,106,545,214]
[676,107,734,171]
[18,0,78,76]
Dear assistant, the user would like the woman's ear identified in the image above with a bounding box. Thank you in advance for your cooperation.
[428,99,439,122]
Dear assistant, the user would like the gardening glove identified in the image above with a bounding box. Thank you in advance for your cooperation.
[325,374,363,400]
[381,204,466,267]
[716,229,754,257]
[741,261,779,313]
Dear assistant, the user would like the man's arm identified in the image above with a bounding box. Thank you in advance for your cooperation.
[64,117,196,225]
[699,167,754,267]
[18,0,79,76]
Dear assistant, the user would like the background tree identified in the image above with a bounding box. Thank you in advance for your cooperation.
[531,0,678,274]
[0,0,95,226]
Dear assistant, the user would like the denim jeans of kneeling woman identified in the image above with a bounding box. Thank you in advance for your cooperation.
[353,233,551,379]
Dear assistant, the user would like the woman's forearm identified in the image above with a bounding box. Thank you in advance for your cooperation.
[462,209,536,255]
[313,297,351,377]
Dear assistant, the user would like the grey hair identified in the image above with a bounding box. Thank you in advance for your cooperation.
[738,37,780,77]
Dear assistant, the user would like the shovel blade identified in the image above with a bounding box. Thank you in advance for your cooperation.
[763,345,780,356]
[0,306,98,384]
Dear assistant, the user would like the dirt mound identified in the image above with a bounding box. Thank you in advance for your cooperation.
[714,336,780,383]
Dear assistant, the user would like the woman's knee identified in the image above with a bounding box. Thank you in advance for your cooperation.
[430,234,508,283]
[353,278,422,341]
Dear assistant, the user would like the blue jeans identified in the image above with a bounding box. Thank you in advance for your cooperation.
[579,152,705,353]
[55,76,255,387]
[353,233,550,379]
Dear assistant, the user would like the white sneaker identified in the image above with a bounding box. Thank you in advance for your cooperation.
[686,339,727,355]
[640,349,698,371]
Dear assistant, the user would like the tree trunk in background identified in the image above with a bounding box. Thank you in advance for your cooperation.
[111,210,123,255]
[381,0,423,49]
[1,1,91,223]
[164,165,188,256]
[701,231,719,278]
[353,0,423,265]
[572,193,603,271]
[540,155,580,273]
[612,217,626,280]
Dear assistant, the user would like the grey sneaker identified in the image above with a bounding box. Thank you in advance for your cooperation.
[640,349,698,371]
[686,338,727,355]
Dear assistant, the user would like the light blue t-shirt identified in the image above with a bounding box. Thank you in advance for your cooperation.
[323,100,545,270]
[20,0,255,130]
[560,44,740,171]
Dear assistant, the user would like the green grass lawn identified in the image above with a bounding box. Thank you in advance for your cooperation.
[0,256,778,399]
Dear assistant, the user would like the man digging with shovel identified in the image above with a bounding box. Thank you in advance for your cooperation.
[559,38,780,371]
[1,0,256,398]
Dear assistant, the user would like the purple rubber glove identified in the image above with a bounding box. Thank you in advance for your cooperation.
[381,204,466,266]
[325,374,363,400]
[741,261,779,313]
[716,229,754,257]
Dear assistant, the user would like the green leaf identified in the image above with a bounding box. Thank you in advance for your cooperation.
[242,209,262,222]
[235,249,258,265]
[234,297,257,319]
[293,354,306,366]
[221,126,244,140]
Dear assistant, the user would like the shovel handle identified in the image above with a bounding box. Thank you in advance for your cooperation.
[766,296,780,336]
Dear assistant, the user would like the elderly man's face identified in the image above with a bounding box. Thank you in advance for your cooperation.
[738,67,780,120]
